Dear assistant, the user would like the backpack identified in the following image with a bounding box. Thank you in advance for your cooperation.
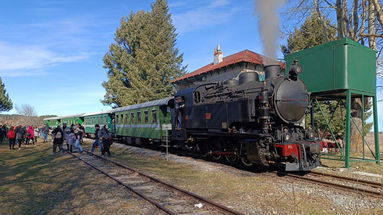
[55,131,62,139]
[7,130,15,139]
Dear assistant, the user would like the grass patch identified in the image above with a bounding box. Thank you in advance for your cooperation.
[0,141,160,215]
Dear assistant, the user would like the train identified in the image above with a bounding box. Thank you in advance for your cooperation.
[44,62,321,171]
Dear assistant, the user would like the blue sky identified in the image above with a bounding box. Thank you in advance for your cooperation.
[0,0,382,131]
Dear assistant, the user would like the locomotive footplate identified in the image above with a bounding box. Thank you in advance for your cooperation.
[275,141,321,171]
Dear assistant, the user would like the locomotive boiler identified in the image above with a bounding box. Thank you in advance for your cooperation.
[172,61,321,171]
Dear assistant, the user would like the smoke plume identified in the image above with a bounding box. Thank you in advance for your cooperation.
[255,0,286,60]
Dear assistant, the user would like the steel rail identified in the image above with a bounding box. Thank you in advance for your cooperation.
[68,152,176,215]
[284,173,383,198]
[83,150,245,215]
[309,171,383,187]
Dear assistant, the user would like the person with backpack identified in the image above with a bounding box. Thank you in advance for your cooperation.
[51,125,64,153]
[100,125,112,156]
[7,126,16,150]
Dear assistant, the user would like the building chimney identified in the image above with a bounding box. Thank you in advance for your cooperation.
[213,44,223,65]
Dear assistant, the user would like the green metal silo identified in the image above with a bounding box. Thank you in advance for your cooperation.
[285,38,379,168]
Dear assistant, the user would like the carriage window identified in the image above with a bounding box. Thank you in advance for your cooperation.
[124,113,129,124]
[130,112,134,123]
[144,111,149,123]
[152,110,157,123]
[116,115,119,124]
[137,112,141,123]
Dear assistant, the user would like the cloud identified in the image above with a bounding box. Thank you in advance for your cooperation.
[172,0,240,34]
[0,42,88,77]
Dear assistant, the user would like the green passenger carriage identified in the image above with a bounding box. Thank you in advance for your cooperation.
[113,97,172,144]
[83,110,114,136]
[43,116,61,127]
[59,114,85,126]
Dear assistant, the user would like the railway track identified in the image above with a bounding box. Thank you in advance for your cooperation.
[281,171,383,199]
[69,150,245,215]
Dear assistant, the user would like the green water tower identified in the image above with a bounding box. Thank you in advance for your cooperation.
[285,38,380,167]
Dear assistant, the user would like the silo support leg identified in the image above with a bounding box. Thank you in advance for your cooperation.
[373,96,380,164]
[345,90,351,168]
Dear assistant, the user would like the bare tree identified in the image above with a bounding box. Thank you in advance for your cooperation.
[15,104,37,117]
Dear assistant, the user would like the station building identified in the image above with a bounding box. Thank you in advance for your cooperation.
[172,45,279,90]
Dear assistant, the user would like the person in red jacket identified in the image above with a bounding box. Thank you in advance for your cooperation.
[7,126,16,150]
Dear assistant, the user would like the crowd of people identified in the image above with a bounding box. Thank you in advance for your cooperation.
[0,124,39,150]
[0,123,113,156]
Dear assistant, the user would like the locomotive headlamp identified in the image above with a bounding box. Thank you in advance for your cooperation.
[306,130,314,139]
[284,133,291,141]
[289,60,302,79]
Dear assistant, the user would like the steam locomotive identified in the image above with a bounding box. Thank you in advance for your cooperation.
[44,61,321,172]
[171,61,320,171]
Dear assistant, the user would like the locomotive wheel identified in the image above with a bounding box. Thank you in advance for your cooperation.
[241,157,253,166]
[211,154,222,160]
[225,154,238,163]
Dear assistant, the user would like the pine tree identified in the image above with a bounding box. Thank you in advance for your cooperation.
[102,0,185,107]
[0,77,12,112]
[284,12,336,52]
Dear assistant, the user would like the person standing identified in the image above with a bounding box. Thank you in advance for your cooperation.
[15,125,24,150]
[78,123,85,144]
[42,124,49,142]
[51,125,64,153]
[34,127,39,143]
[73,128,84,153]
[100,125,112,156]
[0,125,5,145]
[90,124,102,153]
[26,126,35,146]
[7,126,16,150]
[21,126,27,145]
[62,123,71,152]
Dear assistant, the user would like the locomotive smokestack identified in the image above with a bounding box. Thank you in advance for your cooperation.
[264,65,280,80]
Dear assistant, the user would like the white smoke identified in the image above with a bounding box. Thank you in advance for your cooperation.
[255,0,286,60]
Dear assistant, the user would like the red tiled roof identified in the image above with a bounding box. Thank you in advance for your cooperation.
[173,50,267,83]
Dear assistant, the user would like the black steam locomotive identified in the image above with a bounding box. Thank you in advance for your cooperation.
[171,61,321,171]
